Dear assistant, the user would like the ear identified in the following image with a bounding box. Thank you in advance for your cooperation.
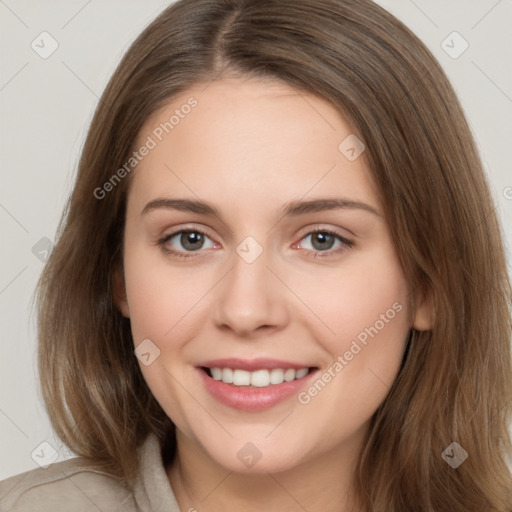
[412,290,433,331]
[113,266,130,318]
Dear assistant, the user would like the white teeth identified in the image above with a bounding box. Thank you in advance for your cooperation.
[211,368,223,380]
[269,368,284,384]
[284,369,296,382]
[233,369,251,386]
[208,367,311,387]
[251,369,270,387]
[222,368,233,384]
[296,368,309,379]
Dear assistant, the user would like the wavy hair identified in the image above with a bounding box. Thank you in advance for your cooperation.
[36,0,512,510]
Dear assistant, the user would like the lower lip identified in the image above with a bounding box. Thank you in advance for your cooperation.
[197,368,317,412]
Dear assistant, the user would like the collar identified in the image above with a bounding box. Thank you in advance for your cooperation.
[132,434,181,512]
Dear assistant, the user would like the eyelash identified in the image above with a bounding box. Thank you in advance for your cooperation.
[157,227,354,260]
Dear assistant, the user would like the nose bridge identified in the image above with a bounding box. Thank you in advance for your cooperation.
[213,236,288,336]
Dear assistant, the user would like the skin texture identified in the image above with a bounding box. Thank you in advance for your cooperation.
[115,77,431,511]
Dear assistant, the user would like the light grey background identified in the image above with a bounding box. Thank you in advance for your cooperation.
[1,0,511,480]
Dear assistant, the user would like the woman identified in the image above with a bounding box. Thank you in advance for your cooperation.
[1,0,511,510]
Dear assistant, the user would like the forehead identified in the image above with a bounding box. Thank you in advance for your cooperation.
[128,77,380,218]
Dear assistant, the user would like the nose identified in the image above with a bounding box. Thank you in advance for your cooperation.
[213,245,289,338]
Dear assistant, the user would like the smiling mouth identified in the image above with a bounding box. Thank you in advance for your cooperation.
[200,366,316,388]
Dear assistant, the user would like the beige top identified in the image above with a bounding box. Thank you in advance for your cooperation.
[0,434,181,511]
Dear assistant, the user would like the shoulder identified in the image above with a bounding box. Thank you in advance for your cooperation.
[0,457,135,512]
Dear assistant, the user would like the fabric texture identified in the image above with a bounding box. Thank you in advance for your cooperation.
[0,434,181,511]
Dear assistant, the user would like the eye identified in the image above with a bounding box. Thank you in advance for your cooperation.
[157,227,353,260]
[159,229,217,258]
[295,229,354,257]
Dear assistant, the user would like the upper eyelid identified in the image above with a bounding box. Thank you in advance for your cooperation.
[160,225,217,243]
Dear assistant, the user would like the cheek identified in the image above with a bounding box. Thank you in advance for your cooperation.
[292,246,410,406]
[122,245,208,427]
[122,240,211,344]
[290,245,410,347]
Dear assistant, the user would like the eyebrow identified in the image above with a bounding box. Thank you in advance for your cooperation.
[141,197,381,219]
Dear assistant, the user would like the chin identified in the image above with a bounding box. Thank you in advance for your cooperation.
[199,436,309,474]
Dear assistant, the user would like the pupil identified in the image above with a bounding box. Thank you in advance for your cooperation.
[312,232,334,251]
[181,231,204,251]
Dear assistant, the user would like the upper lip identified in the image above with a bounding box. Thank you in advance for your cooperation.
[197,358,315,371]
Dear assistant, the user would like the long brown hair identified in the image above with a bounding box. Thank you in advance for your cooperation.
[36,0,512,509]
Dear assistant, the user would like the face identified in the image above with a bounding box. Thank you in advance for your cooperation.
[116,76,429,474]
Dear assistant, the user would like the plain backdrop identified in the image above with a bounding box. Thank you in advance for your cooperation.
[1,0,511,480]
